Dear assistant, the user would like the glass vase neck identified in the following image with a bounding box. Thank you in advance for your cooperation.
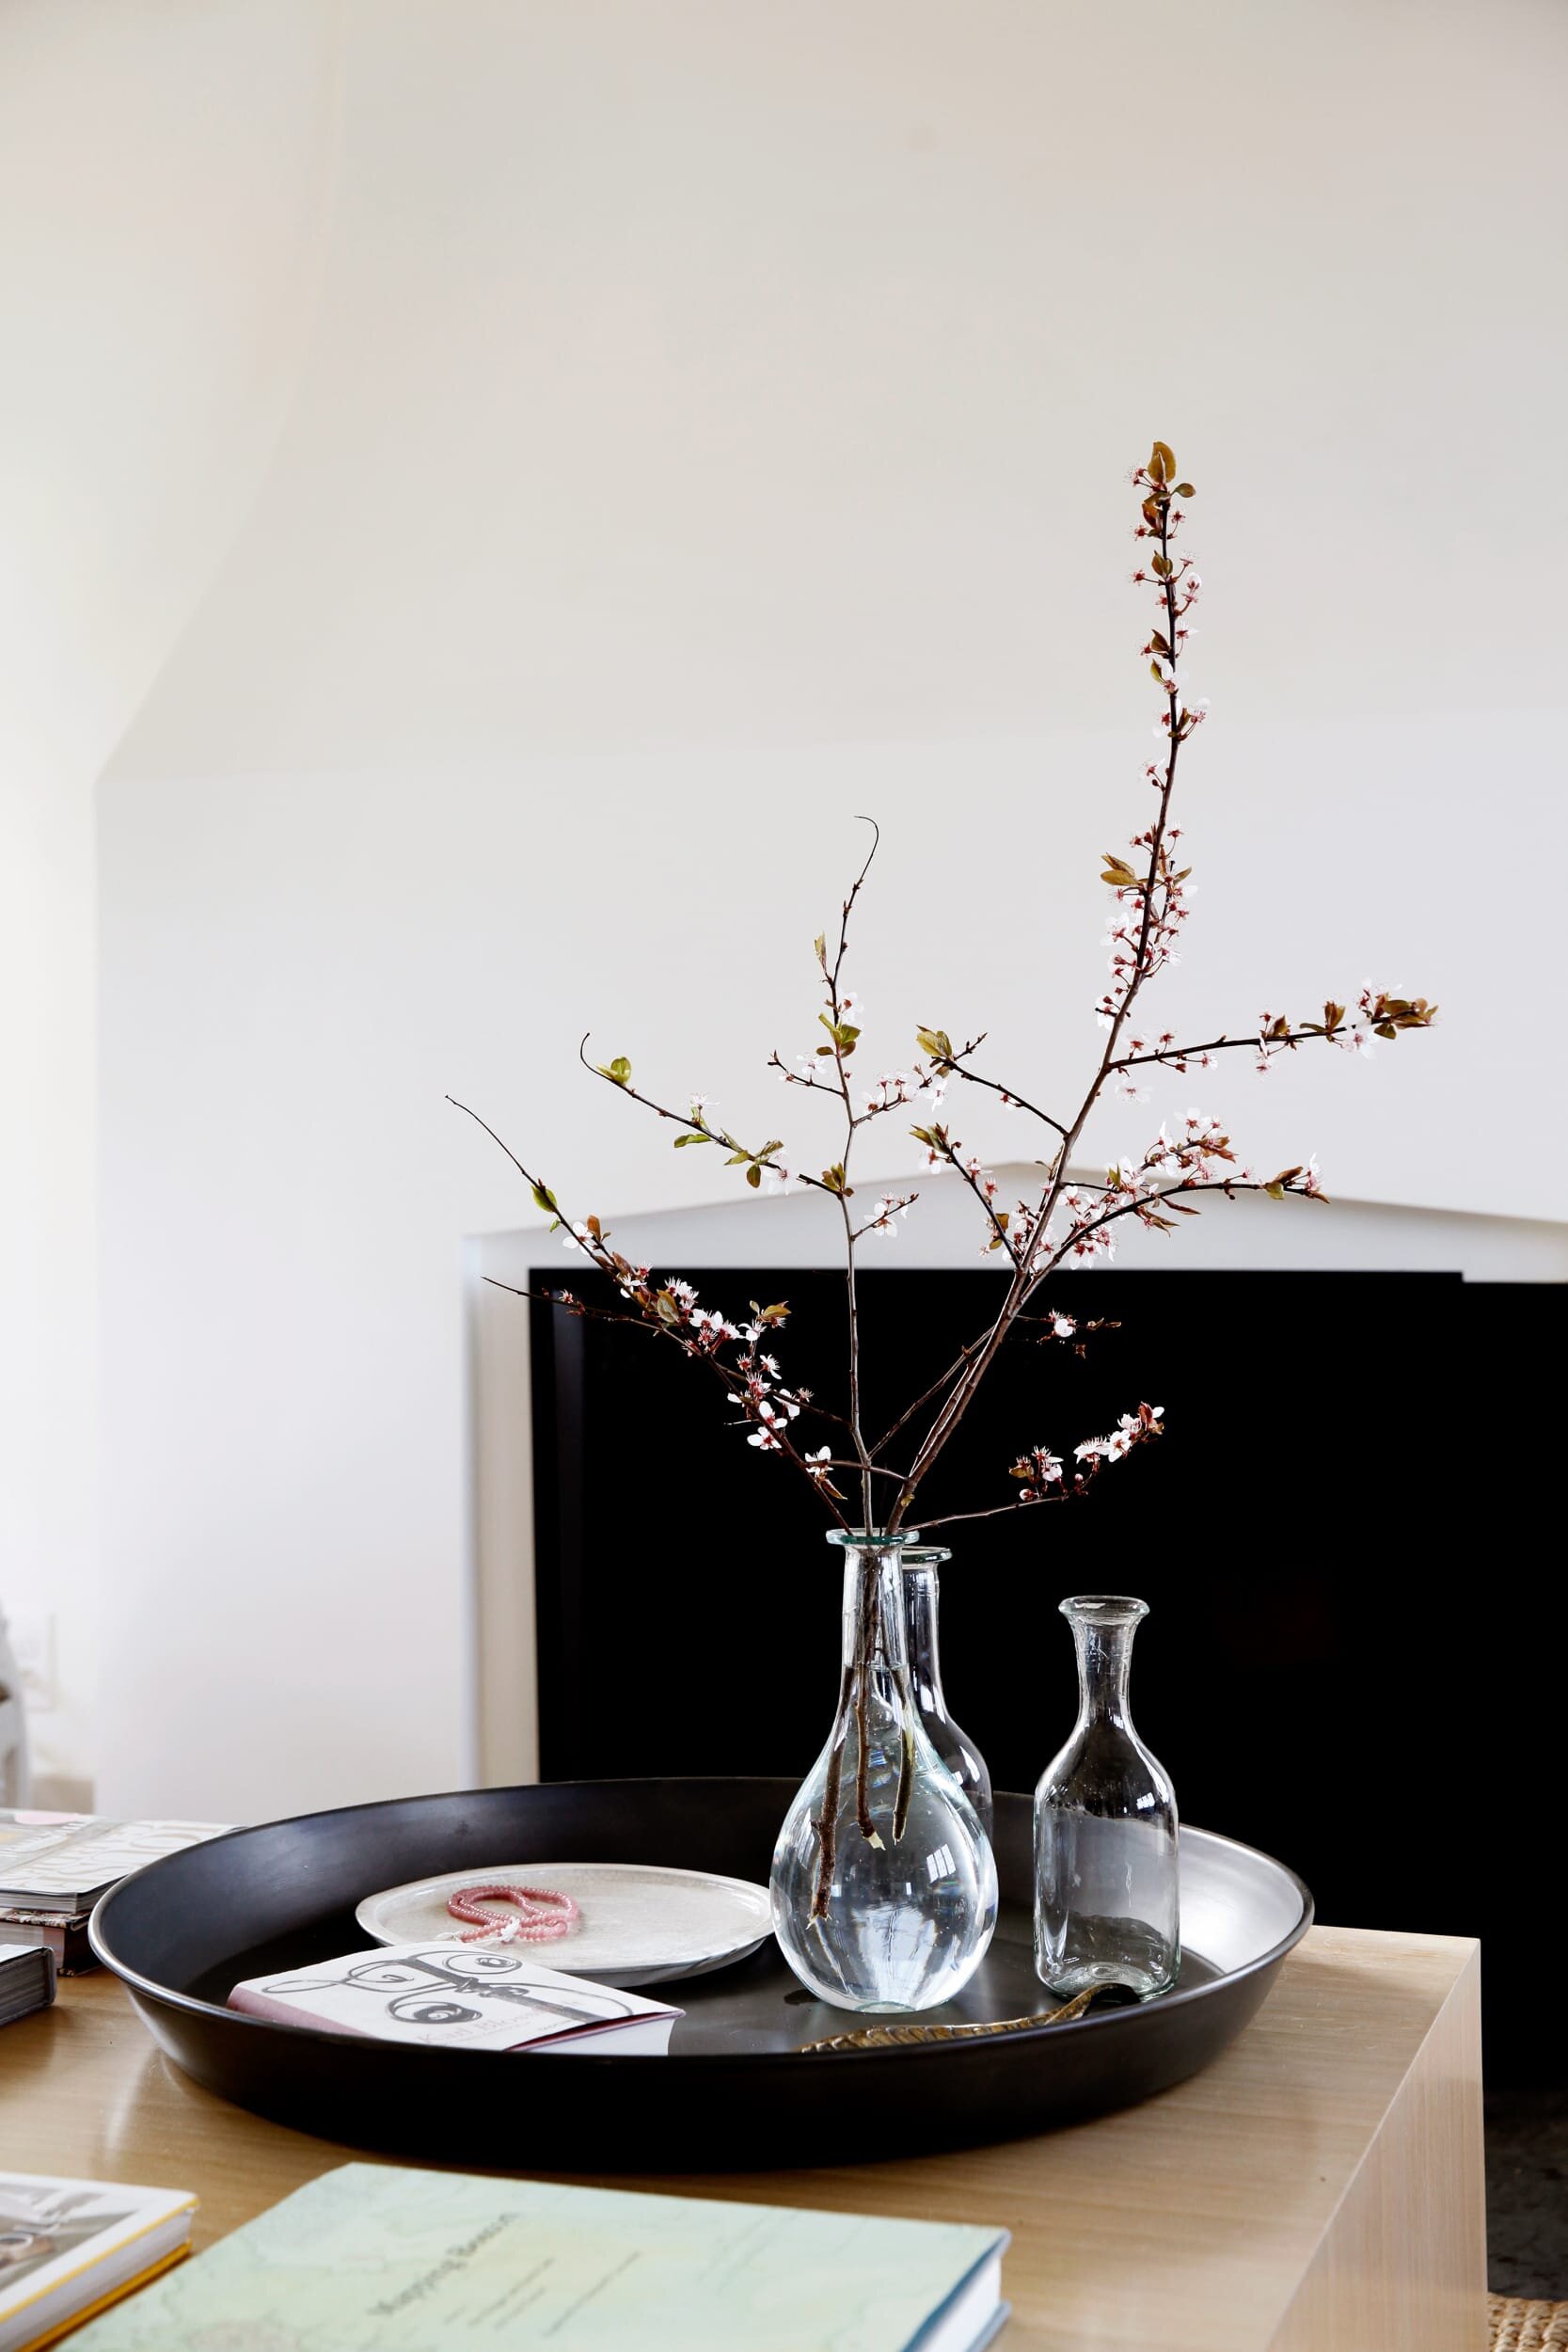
[833,1547,911,1677]
[899,1549,951,1704]
[1062,1594,1148,1727]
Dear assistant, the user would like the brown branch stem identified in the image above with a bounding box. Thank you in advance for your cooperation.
[888,492,1190,1525]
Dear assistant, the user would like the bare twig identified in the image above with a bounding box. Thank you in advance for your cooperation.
[942,1047,1069,1138]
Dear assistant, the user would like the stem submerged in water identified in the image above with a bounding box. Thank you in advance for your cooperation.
[811,1553,904,1914]
[852,1559,878,1842]
[810,1703,847,1921]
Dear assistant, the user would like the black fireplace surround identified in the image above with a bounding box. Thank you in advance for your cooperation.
[531,1267,1563,2083]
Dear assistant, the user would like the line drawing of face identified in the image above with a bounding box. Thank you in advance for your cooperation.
[271,1947,644,2031]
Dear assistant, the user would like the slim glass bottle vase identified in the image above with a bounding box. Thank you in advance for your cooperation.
[770,1532,998,2014]
[1034,1595,1179,1999]
[900,1548,993,1840]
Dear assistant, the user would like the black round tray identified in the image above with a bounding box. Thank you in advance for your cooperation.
[91,1777,1311,2169]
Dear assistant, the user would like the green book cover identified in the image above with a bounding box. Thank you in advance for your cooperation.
[71,2164,1007,2351]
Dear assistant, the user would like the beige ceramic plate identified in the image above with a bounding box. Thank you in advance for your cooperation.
[354,1860,774,1988]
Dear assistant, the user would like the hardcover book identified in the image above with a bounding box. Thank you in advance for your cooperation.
[0,2174,195,2352]
[227,1943,683,2053]
[0,1914,93,1979]
[0,1944,55,2029]
[70,2165,1008,2350]
[0,1816,229,1911]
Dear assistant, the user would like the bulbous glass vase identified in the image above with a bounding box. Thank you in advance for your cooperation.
[899,1547,993,1840]
[770,1532,998,2014]
[1034,1594,1179,1999]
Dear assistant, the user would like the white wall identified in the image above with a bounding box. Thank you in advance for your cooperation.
[93,0,1568,1820]
[0,1,341,1798]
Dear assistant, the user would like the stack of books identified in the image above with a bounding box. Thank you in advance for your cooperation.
[0,1815,228,1974]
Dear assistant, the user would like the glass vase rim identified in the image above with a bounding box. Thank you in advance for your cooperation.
[1059,1592,1149,1625]
[826,1528,922,1551]
[898,1545,951,1567]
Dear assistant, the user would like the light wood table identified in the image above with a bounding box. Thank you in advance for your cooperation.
[3,1926,1484,2351]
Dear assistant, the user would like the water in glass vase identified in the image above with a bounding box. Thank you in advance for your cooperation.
[1035,1594,1179,2000]
[770,1533,998,2014]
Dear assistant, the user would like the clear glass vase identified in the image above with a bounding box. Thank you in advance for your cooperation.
[899,1547,993,1840]
[770,1532,998,2014]
[1034,1594,1179,1999]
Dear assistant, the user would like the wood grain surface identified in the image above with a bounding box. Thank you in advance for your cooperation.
[0,1925,1485,2350]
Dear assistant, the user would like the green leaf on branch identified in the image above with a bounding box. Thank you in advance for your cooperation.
[1150,553,1172,579]
[1101,854,1140,887]
[673,1131,711,1147]
[916,1026,955,1063]
[817,1013,861,1055]
[746,1163,762,1187]
[1173,482,1195,498]
[752,1301,790,1324]
[821,1163,852,1196]
[531,1181,558,1215]
[596,1056,633,1087]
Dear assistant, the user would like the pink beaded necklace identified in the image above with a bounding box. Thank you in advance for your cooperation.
[446,1882,581,1946]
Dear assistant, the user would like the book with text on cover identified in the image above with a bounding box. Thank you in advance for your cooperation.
[0,2174,195,2352]
[228,1942,683,2053]
[70,2164,1009,2350]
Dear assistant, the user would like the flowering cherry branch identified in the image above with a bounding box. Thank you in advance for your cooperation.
[452,440,1435,1552]
[446,1094,858,1521]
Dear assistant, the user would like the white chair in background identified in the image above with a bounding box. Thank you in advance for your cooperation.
[0,1609,32,1806]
